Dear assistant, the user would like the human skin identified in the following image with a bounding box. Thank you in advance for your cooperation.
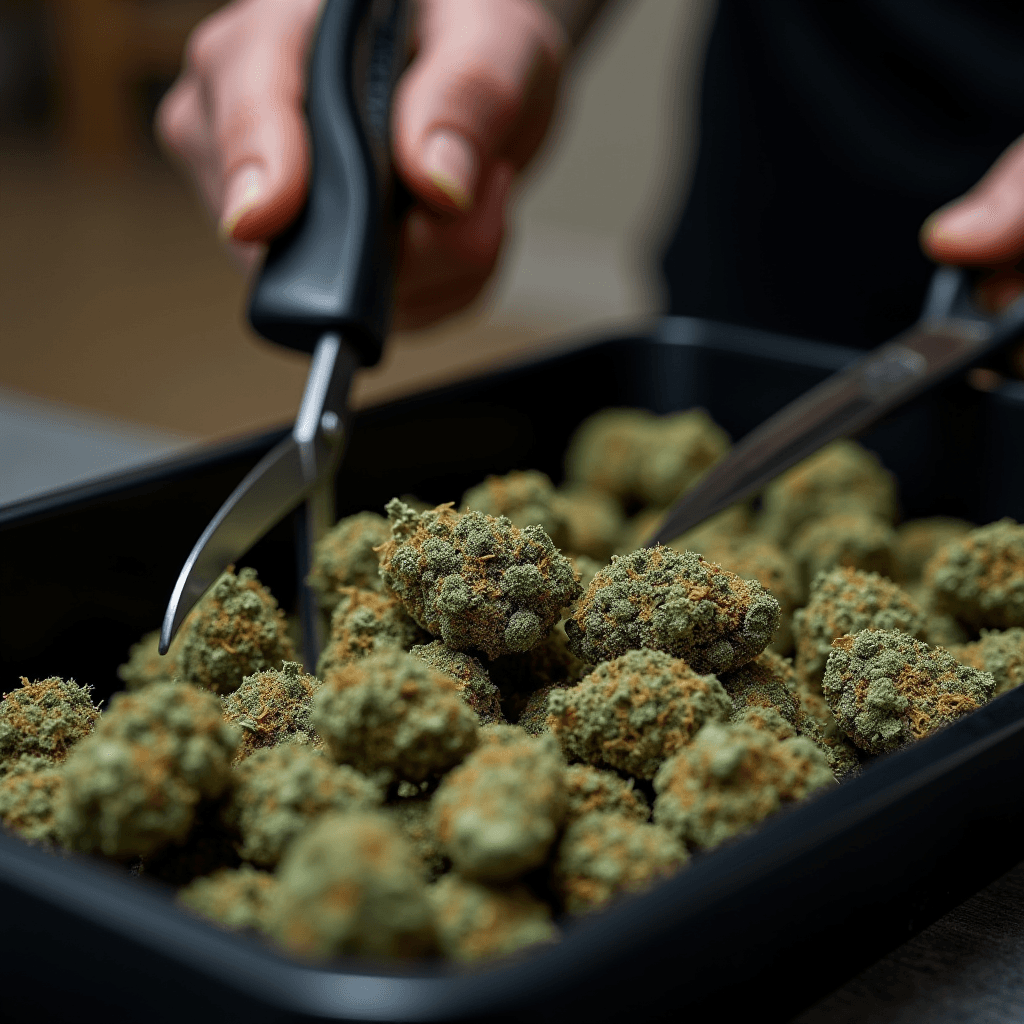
[157,2,1024,332]
[156,0,571,329]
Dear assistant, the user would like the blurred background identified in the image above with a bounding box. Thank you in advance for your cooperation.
[0,0,715,502]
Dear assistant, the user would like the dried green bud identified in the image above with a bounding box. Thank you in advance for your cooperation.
[307,511,391,611]
[789,512,899,591]
[409,640,505,724]
[733,705,798,740]
[317,586,425,677]
[949,628,1024,697]
[432,731,566,882]
[117,630,182,690]
[553,811,687,914]
[676,536,800,653]
[895,517,973,584]
[462,470,569,549]
[312,649,479,782]
[177,567,295,695]
[378,501,581,660]
[562,764,650,823]
[653,722,835,849]
[515,685,558,737]
[57,682,239,859]
[267,812,436,959]
[759,439,896,544]
[565,546,780,673]
[719,649,800,727]
[382,798,448,880]
[428,875,558,962]
[0,675,100,767]
[823,629,996,754]
[222,661,322,762]
[178,864,277,933]
[553,485,624,562]
[792,687,862,779]
[924,519,1024,630]
[793,567,927,687]
[565,408,728,506]
[224,745,383,866]
[0,755,64,845]
[547,649,731,779]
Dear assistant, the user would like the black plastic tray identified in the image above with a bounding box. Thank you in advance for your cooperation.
[2,318,1023,1023]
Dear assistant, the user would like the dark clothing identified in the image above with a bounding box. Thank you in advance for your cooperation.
[662,0,1024,348]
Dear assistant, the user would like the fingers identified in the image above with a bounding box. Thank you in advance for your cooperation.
[922,135,1024,266]
[392,0,565,213]
[394,160,515,329]
[156,0,320,243]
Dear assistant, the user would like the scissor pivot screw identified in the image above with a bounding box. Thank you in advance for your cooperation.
[320,411,342,438]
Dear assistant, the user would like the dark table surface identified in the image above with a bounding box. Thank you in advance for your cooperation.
[793,858,1024,1023]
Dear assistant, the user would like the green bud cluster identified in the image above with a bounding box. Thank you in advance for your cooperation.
[307,511,391,610]
[924,518,1024,630]
[789,511,899,591]
[548,647,733,774]
[822,629,996,754]
[267,812,436,959]
[895,517,973,584]
[431,729,566,881]
[553,811,687,915]
[562,764,650,823]
[178,567,295,695]
[317,586,425,678]
[949,628,1024,697]
[222,662,322,763]
[409,640,505,724]
[462,470,569,548]
[382,798,448,881]
[759,440,896,545]
[57,681,238,859]
[514,684,558,737]
[378,500,581,659]
[117,630,180,690]
[0,675,100,768]
[0,754,64,845]
[791,687,861,779]
[719,650,800,728]
[653,722,834,850]
[312,649,479,782]
[567,545,780,674]
[224,745,383,867]
[547,648,732,779]
[564,407,729,506]
[553,484,624,561]
[793,567,928,687]
[177,864,277,934]
[428,875,557,961]
[681,535,800,653]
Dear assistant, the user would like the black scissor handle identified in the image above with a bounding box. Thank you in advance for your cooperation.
[248,0,410,364]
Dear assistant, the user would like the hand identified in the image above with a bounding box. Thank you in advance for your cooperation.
[156,0,567,330]
[921,134,1024,313]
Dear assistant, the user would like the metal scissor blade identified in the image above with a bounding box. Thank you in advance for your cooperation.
[646,293,1023,548]
[159,436,313,652]
[159,333,358,656]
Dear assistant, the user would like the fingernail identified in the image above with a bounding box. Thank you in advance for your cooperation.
[219,163,264,240]
[423,130,477,211]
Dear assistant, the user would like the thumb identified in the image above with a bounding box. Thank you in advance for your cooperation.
[922,135,1024,266]
[391,0,564,213]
